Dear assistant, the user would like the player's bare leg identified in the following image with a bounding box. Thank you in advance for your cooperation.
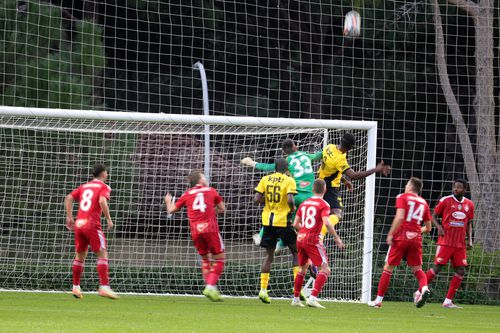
[306,263,330,309]
[292,264,307,307]
[96,250,119,299]
[72,250,87,299]
[442,266,465,308]
[259,248,274,304]
[202,252,224,302]
[410,265,430,308]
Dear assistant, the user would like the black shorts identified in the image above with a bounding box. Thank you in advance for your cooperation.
[260,226,297,249]
[324,187,343,210]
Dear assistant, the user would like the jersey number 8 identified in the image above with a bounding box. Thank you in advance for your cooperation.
[79,189,94,212]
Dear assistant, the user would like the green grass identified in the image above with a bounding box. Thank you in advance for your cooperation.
[0,292,498,333]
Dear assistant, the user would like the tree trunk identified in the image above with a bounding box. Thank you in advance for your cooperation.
[433,0,499,251]
[471,0,499,252]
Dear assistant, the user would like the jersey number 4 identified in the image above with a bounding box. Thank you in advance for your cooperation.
[193,192,207,212]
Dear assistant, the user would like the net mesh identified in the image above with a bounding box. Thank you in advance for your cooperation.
[1,0,498,304]
[0,114,369,300]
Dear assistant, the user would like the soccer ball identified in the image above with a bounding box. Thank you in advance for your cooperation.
[343,10,361,37]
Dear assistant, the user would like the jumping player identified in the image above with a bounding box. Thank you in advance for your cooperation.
[292,179,345,309]
[65,164,118,299]
[369,177,432,308]
[414,179,474,308]
[165,171,226,302]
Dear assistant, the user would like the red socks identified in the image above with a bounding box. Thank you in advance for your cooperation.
[446,274,464,300]
[377,270,393,297]
[414,269,428,290]
[311,272,329,297]
[419,268,436,292]
[206,258,224,286]
[201,258,211,283]
[97,258,110,286]
[72,259,84,286]
[293,272,306,297]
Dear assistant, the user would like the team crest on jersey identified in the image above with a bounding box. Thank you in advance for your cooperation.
[458,204,462,210]
[196,223,209,232]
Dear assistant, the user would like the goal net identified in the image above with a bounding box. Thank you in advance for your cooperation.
[0,107,376,302]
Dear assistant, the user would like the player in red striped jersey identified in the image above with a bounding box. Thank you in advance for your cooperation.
[165,171,226,302]
[292,179,345,308]
[414,179,474,308]
[65,164,118,299]
[369,177,432,308]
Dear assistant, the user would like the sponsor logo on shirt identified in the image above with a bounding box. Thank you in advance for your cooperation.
[299,181,311,188]
[406,231,418,240]
[297,233,306,242]
[452,211,466,219]
[464,205,470,212]
[196,223,209,232]
[449,221,464,227]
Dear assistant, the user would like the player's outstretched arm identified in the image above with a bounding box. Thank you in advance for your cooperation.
[164,193,181,215]
[64,194,75,231]
[99,196,114,230]
[241,157,276,171]
[306,151,323,161]
[344,160,391,180]
[386,208,405,245]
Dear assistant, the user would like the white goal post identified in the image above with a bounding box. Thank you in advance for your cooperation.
[0,106,376,303]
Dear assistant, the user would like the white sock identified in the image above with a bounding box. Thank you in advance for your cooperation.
[309,295,317,302]
[375,296,384,303]
[414,290,422,296]
[443,298,452,305]
[421,286,429,293]
[72,285,80,289]
[206,285,215,290]
[260,288,267,293]
[293,297,300,302]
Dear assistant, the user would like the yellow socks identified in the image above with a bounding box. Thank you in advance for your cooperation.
[260,273,270,291]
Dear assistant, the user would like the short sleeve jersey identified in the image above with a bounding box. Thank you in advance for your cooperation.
[393,192,431,241]
[71,179,111,229]
[175,185,223,237]
[255,172,297,227]
[318,144,350,188]
[296,197,331,245]
[434,195,474,249]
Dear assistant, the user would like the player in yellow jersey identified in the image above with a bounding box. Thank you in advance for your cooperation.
[254,158,298,304]
[319,133,391,236]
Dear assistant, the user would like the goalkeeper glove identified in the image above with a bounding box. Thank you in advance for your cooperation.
[241,157,257,168]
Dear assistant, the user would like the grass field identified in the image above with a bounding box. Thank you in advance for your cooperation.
[0,292,498,333]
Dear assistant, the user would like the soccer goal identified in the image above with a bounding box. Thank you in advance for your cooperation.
[0,106,377,302]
